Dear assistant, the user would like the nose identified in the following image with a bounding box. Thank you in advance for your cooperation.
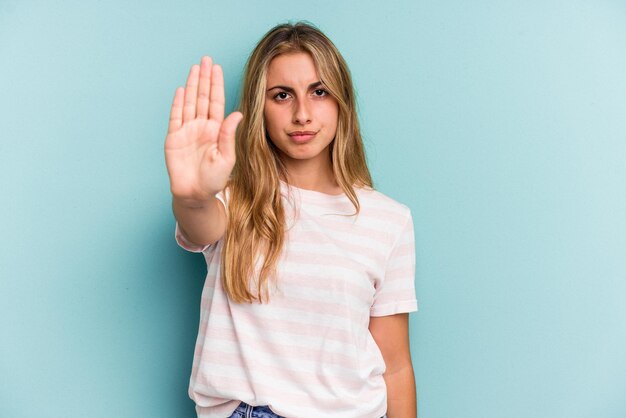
[292,96,311,125]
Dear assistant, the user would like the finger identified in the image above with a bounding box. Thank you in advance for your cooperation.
[218,111,243,162]
[183,64,199,123]
[196,56,213,119]
[209,64,225,124]
[168,87,184,134]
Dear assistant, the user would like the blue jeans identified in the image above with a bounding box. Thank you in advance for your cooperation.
[227,401,387,418]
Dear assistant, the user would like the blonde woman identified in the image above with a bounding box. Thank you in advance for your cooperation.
[165,21,418,418]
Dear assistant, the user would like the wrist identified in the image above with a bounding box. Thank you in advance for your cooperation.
[172,193,219,209]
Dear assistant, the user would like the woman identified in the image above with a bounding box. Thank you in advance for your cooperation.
[165,21,418,418]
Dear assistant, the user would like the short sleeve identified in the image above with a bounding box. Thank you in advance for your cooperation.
[174,190,227,253]
[370,209,419,317]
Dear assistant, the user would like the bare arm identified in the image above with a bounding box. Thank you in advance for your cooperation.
[369,313,417,418]
[384,365,417,418]
[173,194,227,247]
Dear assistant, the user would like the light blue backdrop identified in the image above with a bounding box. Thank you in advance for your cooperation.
[1,1,625,417]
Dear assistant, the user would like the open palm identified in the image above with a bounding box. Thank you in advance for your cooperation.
[165,56,243,202]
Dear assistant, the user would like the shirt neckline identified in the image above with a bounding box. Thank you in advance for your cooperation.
[279,179,349,201]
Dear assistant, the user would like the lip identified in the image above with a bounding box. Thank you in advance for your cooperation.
[288,131,317,143]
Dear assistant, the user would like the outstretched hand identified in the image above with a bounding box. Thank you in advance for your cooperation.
[165,56,243,203]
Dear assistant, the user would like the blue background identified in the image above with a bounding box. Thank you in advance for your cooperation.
[1,1,625,417]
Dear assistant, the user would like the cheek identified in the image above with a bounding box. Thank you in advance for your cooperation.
[263,107,277,132]
[324,103,339,128]
[264,105,286,129]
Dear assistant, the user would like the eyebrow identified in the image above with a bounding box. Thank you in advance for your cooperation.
[266,81,323,93]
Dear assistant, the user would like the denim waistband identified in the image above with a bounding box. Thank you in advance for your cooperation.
[230,401,387,418]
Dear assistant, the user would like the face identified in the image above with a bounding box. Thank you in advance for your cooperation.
[263,52,339,174]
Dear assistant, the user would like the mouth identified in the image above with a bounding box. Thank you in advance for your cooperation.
[288,131,317,143]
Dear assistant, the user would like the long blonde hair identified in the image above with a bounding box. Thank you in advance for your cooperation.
[221,21,373,304]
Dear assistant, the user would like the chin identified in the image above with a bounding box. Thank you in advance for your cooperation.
[286,150,321,160]
[279,145,324,160]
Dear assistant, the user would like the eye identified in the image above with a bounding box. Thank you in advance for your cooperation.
[313,89,329,97]
[273,92,290,101]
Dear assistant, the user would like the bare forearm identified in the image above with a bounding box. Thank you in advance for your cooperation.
[172,194,226,247]
[384,366,417,418]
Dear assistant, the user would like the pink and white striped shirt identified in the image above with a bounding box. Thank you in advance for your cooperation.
[175,180,418,418]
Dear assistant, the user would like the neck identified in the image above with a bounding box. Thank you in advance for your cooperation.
[279,147,341,194]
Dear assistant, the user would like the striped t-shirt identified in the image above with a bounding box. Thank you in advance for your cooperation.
[175,180,418,418]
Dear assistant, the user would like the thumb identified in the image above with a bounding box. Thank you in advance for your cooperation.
[218,111,243,162]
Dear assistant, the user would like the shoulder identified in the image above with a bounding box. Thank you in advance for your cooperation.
[357,186,412,220]
[353,187,413,244]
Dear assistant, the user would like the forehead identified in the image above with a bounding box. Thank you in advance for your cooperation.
[266,52,319,85]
